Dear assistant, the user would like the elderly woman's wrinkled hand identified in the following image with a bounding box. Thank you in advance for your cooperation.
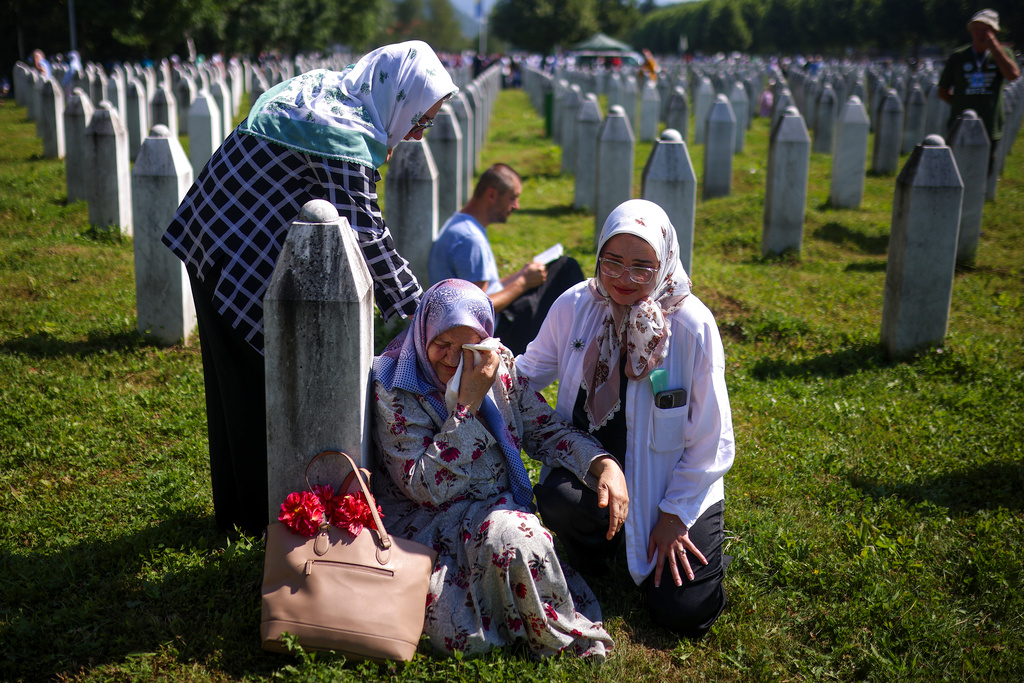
[458,347,500,412]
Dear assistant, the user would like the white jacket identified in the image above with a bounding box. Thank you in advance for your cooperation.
[516,282,735,584]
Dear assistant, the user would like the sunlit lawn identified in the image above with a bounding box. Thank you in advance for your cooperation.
[1,84,1022,682]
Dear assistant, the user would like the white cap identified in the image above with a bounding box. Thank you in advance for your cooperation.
[968,9,999,32]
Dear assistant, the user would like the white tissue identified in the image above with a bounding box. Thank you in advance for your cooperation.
[444,336,503,413]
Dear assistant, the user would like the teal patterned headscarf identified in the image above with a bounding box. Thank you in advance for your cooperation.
[240,41,458,169]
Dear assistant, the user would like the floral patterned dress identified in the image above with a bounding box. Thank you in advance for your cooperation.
[371,352,614,659]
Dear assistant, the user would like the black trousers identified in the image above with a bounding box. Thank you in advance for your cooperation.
[535,467,729,639]
[190,273,269,536]
[495,256,585,356]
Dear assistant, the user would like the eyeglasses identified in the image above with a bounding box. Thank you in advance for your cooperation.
[410,116,435,134]
[598,258,657,284]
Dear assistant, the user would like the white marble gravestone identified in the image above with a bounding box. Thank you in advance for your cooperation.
[188,91,221,178]
[642,129,697,274]
[729,81,749,153]
[385,139,440,285]
[872,89,904,174]
[64,89,95,203]
[666,86,689,144]
[639,79,661,143]
[85,103,132,235]
[39,78,65,159]
[694,77,715,145]
[812,83,837,155]
[594,105,635,245]
[762,107,811,256]
[574,94,603,212]
[830,96,870,209]
[703,94,736,200]
[264,200,375,523]
[947,110,990,265]
[880,135,963,356]
[561,85,583,175]
[429,104,464,226]
[448,92,476,203]
[150,84,179,139]
[174,72,197,136]
[901,84,926,154]
[124,76,150,161]
[209,78,232,142]
[131,125,196,345]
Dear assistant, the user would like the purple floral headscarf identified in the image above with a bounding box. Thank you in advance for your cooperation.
[373,279,494,418]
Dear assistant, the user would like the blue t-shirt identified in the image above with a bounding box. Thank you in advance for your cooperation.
[429,213,503,293]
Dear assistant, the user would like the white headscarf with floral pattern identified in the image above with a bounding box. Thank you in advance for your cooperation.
[241,41,458,168]
[582,199,692,429]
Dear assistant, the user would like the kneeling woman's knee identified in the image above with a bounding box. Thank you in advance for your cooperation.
[478,508,549,547]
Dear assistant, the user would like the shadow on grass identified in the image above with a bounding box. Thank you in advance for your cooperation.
[0,512,276,681]
[848,461,1024,514]
[953,261,1016,277]
[812,222,889,255]
[749,250,802,266]
[514,205,585,219]
[0,329,147,358]
[844,261,887,272]
[749,342,896,380]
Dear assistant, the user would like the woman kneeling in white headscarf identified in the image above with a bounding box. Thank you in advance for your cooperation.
[517,199,735,639]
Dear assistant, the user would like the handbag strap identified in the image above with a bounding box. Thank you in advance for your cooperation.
[304,450,392,551]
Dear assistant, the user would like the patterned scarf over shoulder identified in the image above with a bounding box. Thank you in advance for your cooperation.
[241,41,458,168]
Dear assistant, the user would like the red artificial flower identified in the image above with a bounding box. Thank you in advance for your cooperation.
[327,491,383,536]
[278,491,326,538]
[311,484,335,506]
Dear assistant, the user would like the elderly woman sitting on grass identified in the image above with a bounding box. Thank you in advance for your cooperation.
[370,278,628,659]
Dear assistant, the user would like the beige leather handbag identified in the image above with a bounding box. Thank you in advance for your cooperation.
[260,451,438,661]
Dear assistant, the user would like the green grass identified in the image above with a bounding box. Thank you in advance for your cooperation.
[2,88,1023,682]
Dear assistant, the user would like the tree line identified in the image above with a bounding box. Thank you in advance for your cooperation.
[631,0,1023,59]
[4,0,1022,87]
[2,0,470,80]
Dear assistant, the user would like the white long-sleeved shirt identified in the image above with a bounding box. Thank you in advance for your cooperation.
[516,282,735,584]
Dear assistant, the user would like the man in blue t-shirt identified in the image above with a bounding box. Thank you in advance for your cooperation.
[429,163,583,354]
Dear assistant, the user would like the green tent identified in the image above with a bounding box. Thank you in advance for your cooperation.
[569,33,635,52]
[567,33,640,67]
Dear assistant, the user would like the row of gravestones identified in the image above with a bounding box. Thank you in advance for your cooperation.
[257,63,1018,494]
[12,53,503,507]
[12,53,482,235]
[15,51,480,193]
[260,63,506,502]
[240,65,505,513]
[520,62,1023,359]
[786,63,1024,202]
[539,57,1024,200]
[8,52,498,348]
[16,58,245,163]
[12,59,501,503]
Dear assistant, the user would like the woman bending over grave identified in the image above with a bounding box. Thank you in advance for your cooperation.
[517,199,735,639]
[163,41,457,536]
[370,278,626,659]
